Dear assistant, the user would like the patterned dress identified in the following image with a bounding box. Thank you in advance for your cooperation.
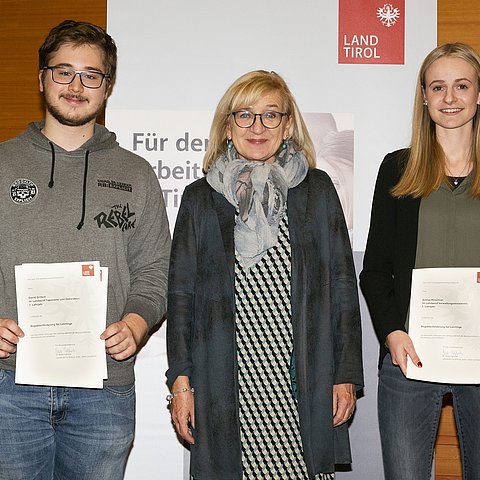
[234,215,334,480]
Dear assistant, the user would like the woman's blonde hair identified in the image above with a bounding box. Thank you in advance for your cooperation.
[392,43,480,198]
[203,70,316,172]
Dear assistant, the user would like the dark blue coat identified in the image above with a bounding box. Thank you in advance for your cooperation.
[167,169,363,479]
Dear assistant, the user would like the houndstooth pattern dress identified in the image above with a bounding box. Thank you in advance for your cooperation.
[234,214,335,480]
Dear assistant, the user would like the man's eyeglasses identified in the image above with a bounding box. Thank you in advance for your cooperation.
[232,110,287,129]
[42,66,110,89]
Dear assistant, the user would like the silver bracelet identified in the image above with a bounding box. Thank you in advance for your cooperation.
[166,387,195,403]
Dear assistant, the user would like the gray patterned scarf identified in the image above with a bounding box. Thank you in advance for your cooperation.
[206,141,309,268]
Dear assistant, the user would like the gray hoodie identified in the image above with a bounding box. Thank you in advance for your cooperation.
[0,122,171,386]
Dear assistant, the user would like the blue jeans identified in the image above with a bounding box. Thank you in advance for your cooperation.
[378,354,480,480]
[0,369,135,480]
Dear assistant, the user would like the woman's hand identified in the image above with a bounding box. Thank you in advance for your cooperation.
[333,383,356,427]
[0,319,24,358]
[169,376,195,444]
[386,330,422,376]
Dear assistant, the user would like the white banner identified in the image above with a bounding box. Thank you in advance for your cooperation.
[106,1,437,478]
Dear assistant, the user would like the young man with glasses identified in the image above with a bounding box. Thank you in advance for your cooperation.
[0,20,171,479]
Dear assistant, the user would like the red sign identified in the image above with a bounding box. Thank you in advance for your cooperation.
[338,0,405,64]
[82,263,95,277]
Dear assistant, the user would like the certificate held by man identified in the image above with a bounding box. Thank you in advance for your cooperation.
[407,267,480,384]
[14,261,108,388]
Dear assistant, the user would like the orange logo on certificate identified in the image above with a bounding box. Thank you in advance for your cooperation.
[338,0,405,65]
[477,272,480,283]
[82,264,95,276]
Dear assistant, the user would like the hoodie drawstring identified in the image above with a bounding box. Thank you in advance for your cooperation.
[48,142,56,188]
[77,150,90,230]
[46,142,90,230]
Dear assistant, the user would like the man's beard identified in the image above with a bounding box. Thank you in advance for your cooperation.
[44,93,105,127]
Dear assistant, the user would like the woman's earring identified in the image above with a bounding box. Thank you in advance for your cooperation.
[281,138,288,150]
[423,100,428,106]
[227,138,233,150]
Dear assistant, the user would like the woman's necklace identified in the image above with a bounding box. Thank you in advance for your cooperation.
[444,160,470,187]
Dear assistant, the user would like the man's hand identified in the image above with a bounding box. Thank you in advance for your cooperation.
[100,313,148,361]
[0,319,24,358]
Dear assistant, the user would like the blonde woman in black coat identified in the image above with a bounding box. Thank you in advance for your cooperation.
[167,70,363,480]
[361,43,480,479]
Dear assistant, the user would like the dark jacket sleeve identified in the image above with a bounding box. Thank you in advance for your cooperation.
[165,184,197,388]
[359,149,418,347]
[326,176,363,388]
[291,170,363,474]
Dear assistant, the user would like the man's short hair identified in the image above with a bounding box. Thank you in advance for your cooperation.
[38,20,117,86]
